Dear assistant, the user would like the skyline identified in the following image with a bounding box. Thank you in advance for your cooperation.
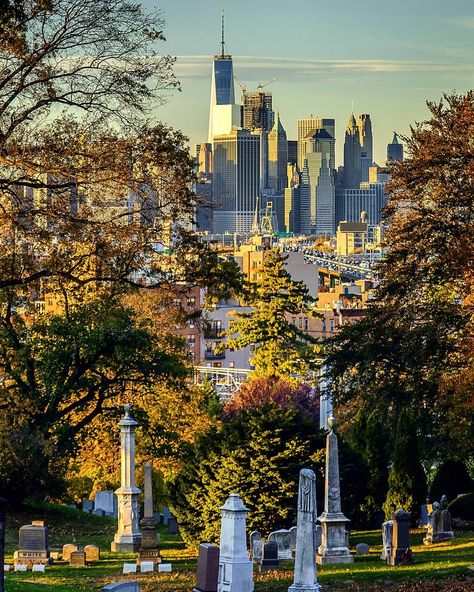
[147,0,474,165]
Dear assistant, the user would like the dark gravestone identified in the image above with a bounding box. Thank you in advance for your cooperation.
[70,550,86,567]
[259,541,279,573]
[167,517,179,535]
[389,510,413,566]
[14,522,50,565]
[193,543,219,592]
[82,500,94,513]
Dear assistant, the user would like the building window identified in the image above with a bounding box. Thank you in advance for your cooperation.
[229,361,235,368]
[329,319,334,332]
[187,319,195,328]
[304,318,308,331]
[322,321,326,333]
[187,296,196,308]
[292,317,296,325]
[213,362,222,368]
[187,334,196,346]
[299,317,303,328]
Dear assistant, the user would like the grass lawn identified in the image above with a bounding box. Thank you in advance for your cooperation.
[3,503,474,591]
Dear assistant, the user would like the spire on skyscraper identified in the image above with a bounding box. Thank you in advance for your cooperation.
[220,8,226,58]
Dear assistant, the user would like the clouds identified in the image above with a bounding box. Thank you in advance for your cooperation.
[449,16,474,30]
[174,55,474,83]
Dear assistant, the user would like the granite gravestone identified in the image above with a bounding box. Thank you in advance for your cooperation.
[268,530,292,560]
[288,468,321,592]
[102,583,139,592]
[193,543,220,592]
[111,405,142,553]
[249,532,262,562]
[381,520,393,562]
[423,500,454,544]
[389,510,413,566]
[14,522,50,566]
[70,550,86,567]
[259,541,279,573]
[289,527,297,555]
[94,491,117,517]
[82,500,94,514]
[84,545,100,562]
[217,494,253,592]
[316,418,353,565]
[62,544,78,561]
[356,543,370,555]
[139,463,161,564]
[167,517,179,535]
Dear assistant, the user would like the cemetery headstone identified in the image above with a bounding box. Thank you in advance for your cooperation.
[14,564,28,572]
[217,494,253,592]
[381,520,393,562]
[102,583,139,592]
[259,541,279,573]
[139,463,161,564]
[316,418,354,565]
[288,468,321,592]
[111,405,142,553]
[314,525,322,550]
[355,543,370,555]
[93,509,106,517]
[122,563,137,574]
[14,522,50,566]
[423,500,454,544]
[158,563,172,572]
[167,516,179,535]
[193,543,219,592]
[289,527,297,554]
[389,510,413,566]
[62,544,78,561]
[94,491,117,517]
[268,529,292,560]
[82,500,94,513]
[69,550,86,567]
[139,561,154,573]
[32,564,46,572]
[84,545,100,562]
[249,531,262,562]
[161,507,172,525]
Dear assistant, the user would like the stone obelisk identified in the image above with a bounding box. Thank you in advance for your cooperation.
[317,417,353,564]
[139,463,161,563]
[288,468,321,592]
[111,404,142,552]
[217,494,253,592]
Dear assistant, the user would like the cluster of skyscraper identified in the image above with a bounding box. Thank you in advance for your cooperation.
[195,15,404,237]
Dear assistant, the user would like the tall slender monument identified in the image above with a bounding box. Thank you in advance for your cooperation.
[288,469,321,592]
[317,417,354,565]
[111,405,142,552]
[139,463,161,563]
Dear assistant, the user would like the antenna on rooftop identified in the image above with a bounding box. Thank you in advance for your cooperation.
[220,8,225,57]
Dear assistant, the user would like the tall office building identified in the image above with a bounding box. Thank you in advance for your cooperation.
[284,163,301,233]
[335,183,386,227]
[299,129,335,235]
[267,114,288,192]
[387,133,404,162]
[343,113,362,189]
[357,114,373,183]
[242,91,275,132]
[195,143,213,176]
[212,129,260,235]
[297,117,335,171]
[287,140,297,165]
[208,12,241,143]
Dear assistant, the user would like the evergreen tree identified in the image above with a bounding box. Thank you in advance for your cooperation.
[383,409,427,520]
[224,249,321,378]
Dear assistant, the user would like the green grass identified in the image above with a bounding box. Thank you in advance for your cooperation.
[3,504,474,591]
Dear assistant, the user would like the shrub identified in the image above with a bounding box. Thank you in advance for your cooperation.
[448,492,474,521]
[429,460,473,502]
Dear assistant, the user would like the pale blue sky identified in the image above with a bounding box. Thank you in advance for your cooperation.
[145,0,474,165]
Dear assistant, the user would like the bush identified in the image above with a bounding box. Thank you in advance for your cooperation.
[448,492,474,521]
[429,460,474,502]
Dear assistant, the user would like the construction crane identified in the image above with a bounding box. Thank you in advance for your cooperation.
[257,77,277,91]
[234,75,247,96]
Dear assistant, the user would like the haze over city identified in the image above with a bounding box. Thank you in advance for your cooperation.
[151,0,474,164]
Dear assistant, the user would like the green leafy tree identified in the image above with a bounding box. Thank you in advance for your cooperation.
[429,460,474,503]
[326,92,474,464]
[224,249,321,378]
[383,409,427,520]
[168,377,324,545]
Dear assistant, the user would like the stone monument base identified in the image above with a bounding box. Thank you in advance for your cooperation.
[288,584,322,592]
[139,548,161,563]
[13,551,52,565]
[423,531,454,545]
[316,552,354,565]
[111,540,141,553]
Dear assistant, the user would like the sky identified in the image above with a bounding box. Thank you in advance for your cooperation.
[144,0,474,165]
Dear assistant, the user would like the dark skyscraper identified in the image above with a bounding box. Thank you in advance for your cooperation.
[242,91,275,132]
[357,114,373,183]
[387,133,404,162]
[343,113,362,189]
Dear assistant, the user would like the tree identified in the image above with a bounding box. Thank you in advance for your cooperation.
[169,377,324,545]
[383,409,427,520]
[224,249,321,378]
[0,295,189,501]
[326,92,474,463]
